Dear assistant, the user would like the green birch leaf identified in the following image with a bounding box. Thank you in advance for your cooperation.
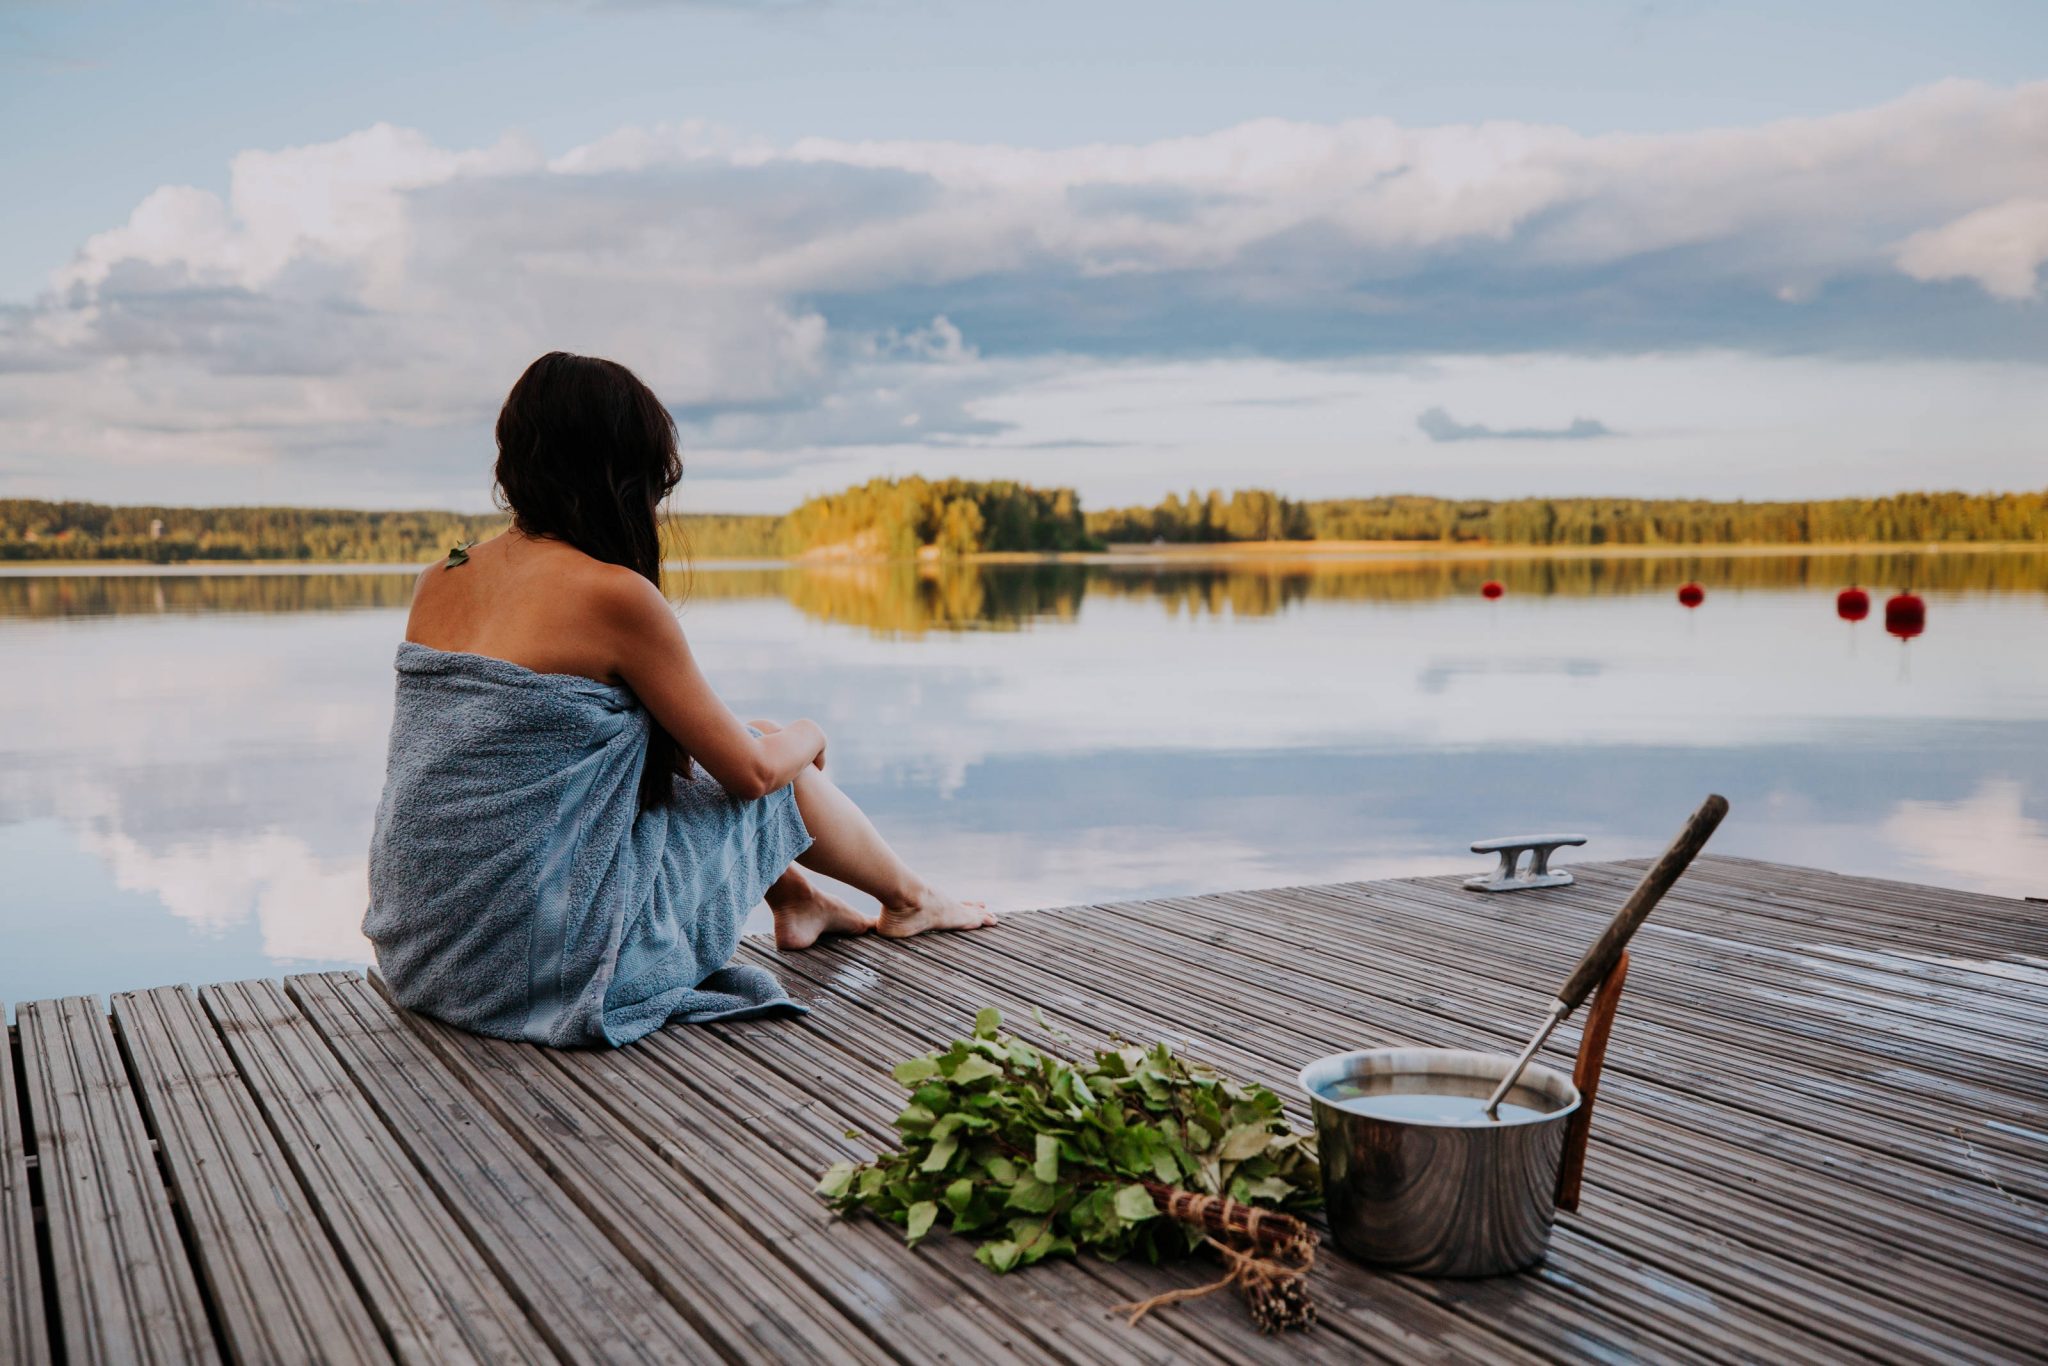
[1034,1132,1059,1183]
[1113,1184,1158,1222]
[974,1006,1003,1037]
[920,1134,959,1172]
[893,1057,940,1085]
[950,1055,1003,1085]
[1219,1124,1271,1161]
[1005,1176,1060,1213]
[815,1162,856,1199]
[905,1200,939,1243]
[977,1239,1022,1273]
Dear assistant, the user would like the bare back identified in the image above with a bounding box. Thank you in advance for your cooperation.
[405,531,635,685]
[404,527,827,803]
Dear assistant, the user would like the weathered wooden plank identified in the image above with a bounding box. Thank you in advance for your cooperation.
[15,995,217,1365]
[377,984,897,1365]
[550,1017,1195,1366]
[111,985,390,1364]
[704,986,1554,1366]
[1565,862,2048,1016]
[2,1013,51,1366]
[1401,866,2048,1047]
[920,905,2038,1364]
[1607,856,2048,957]
[745,941,1715,1366]
[1441,863,2048,1043]
[285,972,717,1364]
[1103,892,2048,1296]
[199,979,552,1366]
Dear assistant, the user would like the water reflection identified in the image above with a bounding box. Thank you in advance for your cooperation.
[1,553,2044,1004]
[6,548,2041,626]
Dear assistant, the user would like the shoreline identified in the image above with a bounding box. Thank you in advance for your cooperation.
[0,539,2039,575]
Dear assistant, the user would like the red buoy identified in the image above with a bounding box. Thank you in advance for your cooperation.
[1885,592,1926,641]
[1836,586,1870,622]
[1481,580,1504,600]
[1677,582,1705,608]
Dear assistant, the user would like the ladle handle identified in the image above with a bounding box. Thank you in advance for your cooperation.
[1555,794,1728,1012]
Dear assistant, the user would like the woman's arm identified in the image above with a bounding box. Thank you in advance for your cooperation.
[596,570,824,800]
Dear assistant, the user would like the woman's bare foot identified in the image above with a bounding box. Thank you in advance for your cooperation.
[768,870,876,950]
[877,886,996,938]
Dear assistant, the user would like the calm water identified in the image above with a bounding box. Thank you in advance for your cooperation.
[3,550,2045,1006]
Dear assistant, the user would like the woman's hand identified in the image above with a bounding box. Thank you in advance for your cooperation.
[750,717,827,771]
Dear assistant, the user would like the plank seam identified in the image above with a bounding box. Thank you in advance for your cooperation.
[7,1020,57,1366]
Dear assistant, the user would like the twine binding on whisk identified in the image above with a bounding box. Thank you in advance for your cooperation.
[1110,1187,1318,1334]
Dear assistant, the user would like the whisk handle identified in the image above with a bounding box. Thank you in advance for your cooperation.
[1557,794,1728,1012]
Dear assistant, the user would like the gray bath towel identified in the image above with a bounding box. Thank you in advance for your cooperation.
[365,642,812,1047]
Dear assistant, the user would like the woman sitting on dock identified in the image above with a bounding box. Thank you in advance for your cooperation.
[365,352,992,1047]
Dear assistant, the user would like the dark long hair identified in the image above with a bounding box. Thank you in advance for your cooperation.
[493,351,685,811]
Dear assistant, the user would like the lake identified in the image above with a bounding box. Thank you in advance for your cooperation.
[3,549,2045,1007]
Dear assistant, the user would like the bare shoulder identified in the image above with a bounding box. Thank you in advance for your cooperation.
[572,555,670,625]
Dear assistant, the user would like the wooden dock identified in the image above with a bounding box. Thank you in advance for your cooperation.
[4,855,2045,1363]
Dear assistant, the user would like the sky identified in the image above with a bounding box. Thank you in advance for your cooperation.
[2,0,2045,513]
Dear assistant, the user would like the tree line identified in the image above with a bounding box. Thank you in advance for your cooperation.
[1085,488,2048,547]
[3,483,2042,564]
[778,477,1089,557]
[0,500,782,563]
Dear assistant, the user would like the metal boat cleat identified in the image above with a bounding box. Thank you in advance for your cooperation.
[1464,833,1588,893]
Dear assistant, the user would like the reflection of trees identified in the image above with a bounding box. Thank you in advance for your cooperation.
[0,572,420,619]
[771,563,1084,638]
[1087,550,2048,614]
[5,550,2041,627]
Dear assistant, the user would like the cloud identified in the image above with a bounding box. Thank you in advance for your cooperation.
[1416,407,1615,442]
[1896,199,2048,300]
[1884,777,2048,899]
[2,81,2046,503]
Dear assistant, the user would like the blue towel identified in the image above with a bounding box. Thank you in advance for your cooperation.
[365,642,812,1047]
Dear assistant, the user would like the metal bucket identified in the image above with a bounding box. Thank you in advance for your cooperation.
[1300,1047,1581,1278]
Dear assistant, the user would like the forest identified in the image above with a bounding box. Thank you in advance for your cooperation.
[2,483,2041,563]
[777,477,1090,557]
[1085,488,2048,547]
[0,501,780,563]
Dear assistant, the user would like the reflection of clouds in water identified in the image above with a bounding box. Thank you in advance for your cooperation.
[76,826,369,963]
[5,564,2048,997]
[702,590,2048,773]
[1885,778,2048,899]
[1,611,400,983]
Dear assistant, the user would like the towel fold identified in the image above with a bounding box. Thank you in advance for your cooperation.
[365,641,812,1047]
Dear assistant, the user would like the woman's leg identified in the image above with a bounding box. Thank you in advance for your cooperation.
[787,764,995,938]
[748,724,879,949]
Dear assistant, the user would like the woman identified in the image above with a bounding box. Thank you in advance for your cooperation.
[365,352,992,1047]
